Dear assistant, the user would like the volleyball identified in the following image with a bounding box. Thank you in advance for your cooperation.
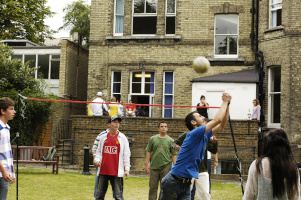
[192,56,210,73]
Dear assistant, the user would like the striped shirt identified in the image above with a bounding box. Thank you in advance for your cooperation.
[92,129,109,155]
[0,120,15,179]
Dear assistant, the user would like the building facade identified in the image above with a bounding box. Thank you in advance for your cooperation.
[88,0,256,118]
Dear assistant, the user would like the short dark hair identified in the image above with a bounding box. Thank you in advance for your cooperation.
[200,95,205,100]
[185,111,198,131]
[158,121,168,128]
[0,97,15,116]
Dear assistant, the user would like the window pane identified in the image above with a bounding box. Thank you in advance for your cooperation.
[165,72,173,82]
[166,16,175,34]
[134,0,144,13]
[114,72,121,82]
[115,16,124,33]
[271,67,281,92]
[12,55,22,60]
[116,0,124,14]
[165,83,173,94]
[167,0,175,13]
[114,94,121,102]
[215,15,238,34]
[38,55,49,79]
[133,17,157,34]
[145,72,154,82]
[145,83,154,93]
[271,94,281,123]
[113,83,121,93]
[165,95,173,105]
[276,9,282,26]
[24,55,36,68]
[229,36,238,54]
[215,35,227,55]
[146,0,157,13]
[132,72,142,82]
[164,108,172,118]
[132,83,141,93]
[50,60,60,79]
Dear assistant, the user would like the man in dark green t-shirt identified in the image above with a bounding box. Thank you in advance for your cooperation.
[145,121,177,200]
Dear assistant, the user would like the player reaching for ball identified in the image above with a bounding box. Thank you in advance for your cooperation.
[160,93,231,200]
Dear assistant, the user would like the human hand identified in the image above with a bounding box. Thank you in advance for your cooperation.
[94,161,101,167]
[2,170,12,182]
[214,161,219,169]
[222,93,232,103]
[211,136,217,144]
[10,178,16,184]
[174,145,181,152]
[124,171,130,180]
[145,165,150,174]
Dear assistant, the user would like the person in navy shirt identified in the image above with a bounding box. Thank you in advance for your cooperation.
[160,92,231,200]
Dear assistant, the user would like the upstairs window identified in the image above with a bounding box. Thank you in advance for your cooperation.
[166,0,176,35]
[133,0,157,34]
[112,71,122,101]
[114,0,124,36]
[214,15,239,58]
[268,66,281,128]
[270,0,282,28]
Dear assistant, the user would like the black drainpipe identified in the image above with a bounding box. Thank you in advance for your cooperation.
[251,0,264,157]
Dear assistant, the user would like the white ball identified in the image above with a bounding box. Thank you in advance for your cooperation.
[192,56,210,73]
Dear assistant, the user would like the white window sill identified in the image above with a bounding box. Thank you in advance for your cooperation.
[106,35,182,40]
[207,57,245,62]
[264,26,284,33]
[267,123,281,129]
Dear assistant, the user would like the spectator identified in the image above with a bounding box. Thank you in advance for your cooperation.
[145,121,177,200]
[117,100,124,117]
[108,96,120,116]
[136,106,144,117]
[92,92,109,116]
[87,96,97,116]
[125,100,136,117]
[0,97,16,200]
[196,95,209,119]
[251,99,261,121]
[244,129,300,200]
[94,116,131,200]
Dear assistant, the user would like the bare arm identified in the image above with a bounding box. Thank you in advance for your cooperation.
[172,154,177,165]
[211,105,229,135]
[205,93,231,133]
[0,160,12,183]
[145,151,151,174]
[214,153,219,169]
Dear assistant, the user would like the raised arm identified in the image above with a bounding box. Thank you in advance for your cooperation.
[205,93,231,133]
[211,105,229,135]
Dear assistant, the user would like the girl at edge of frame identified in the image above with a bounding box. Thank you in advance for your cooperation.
[243,129,300,200]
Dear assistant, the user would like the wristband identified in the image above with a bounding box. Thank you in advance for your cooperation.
[214,161,218,163]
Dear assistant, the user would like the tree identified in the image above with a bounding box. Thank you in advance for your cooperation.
[0,43,55,145]
[0,0,55,44]
[59,0,90,46]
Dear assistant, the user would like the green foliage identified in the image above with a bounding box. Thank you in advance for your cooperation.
[0,0,56,44]
[59,0,90,46]
[0,43,56,145]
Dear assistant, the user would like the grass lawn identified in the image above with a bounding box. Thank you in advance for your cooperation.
[8,167,243,200]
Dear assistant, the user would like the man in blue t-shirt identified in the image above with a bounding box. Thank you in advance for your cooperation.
[160,92,231,200]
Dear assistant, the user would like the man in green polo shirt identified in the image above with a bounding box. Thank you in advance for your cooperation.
[145,121,177,200]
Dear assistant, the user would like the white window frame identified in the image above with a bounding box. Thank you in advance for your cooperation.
[114,0,124,36]
[269,0,282,28]
[214,14,239,58]
[162,71,174,118]
[111,71,122,99]
[130,71,155,94]
[165,0,176,35]
[268,66,281,128]
[132,0,158,36]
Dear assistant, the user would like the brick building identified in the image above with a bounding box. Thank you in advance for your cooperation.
[88,0,256,118]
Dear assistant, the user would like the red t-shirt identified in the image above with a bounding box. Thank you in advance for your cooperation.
[126,105,136,112]
[99,132,120,176]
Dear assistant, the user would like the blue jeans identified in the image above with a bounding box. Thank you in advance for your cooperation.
[160,172,191,200]
[94,167,99,198]
[96,175,123,200]
[0,178,9,200]
[207,159,211,193]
